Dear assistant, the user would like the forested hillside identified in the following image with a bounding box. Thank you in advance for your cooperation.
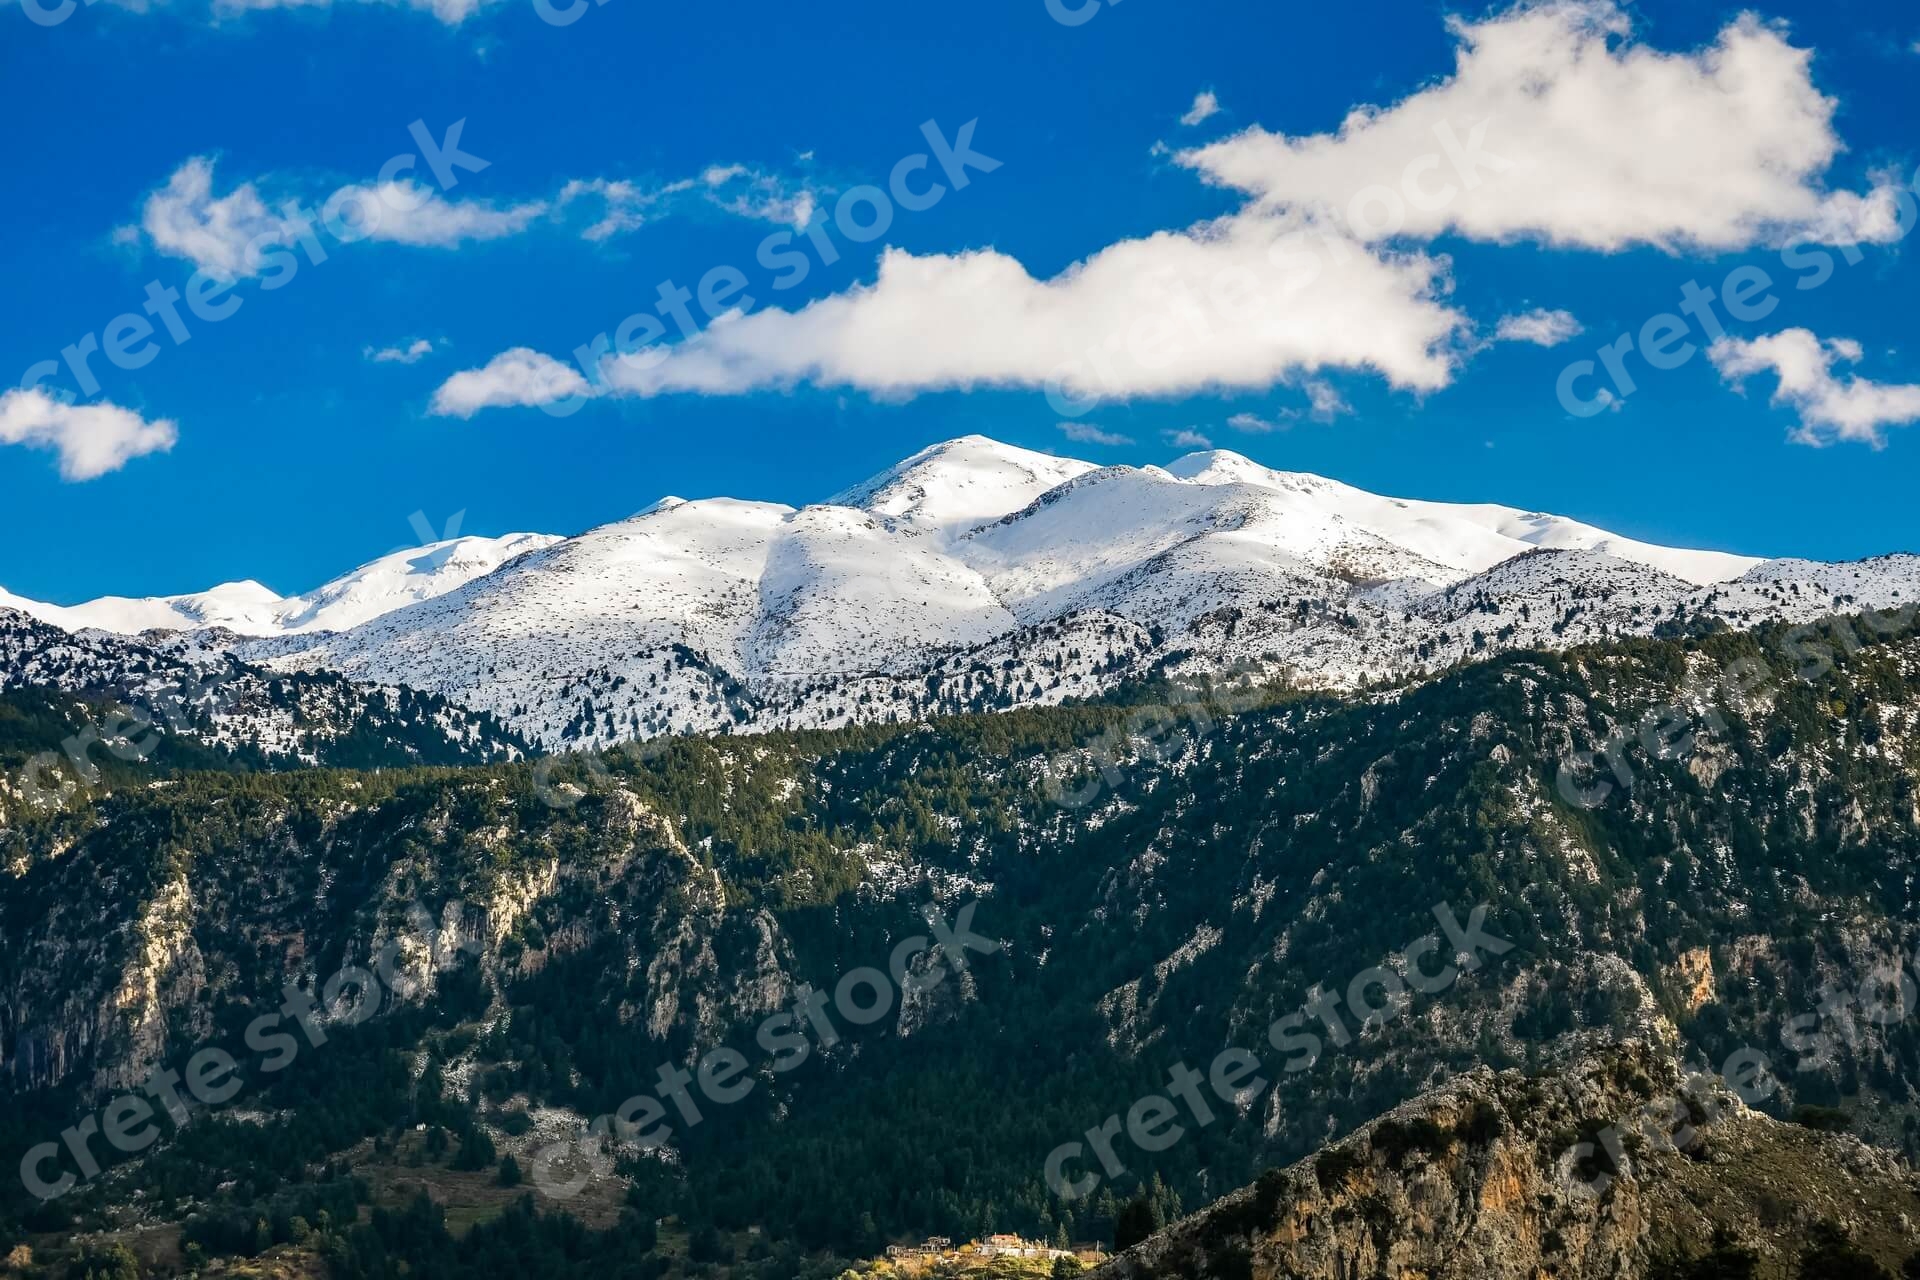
[4,609,1920,1277]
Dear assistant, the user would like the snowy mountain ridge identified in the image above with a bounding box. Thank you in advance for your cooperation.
[0,609,530,786]
[6,436,1914,751]
[1,532,558,638]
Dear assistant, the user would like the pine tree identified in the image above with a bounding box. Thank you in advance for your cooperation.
[1114,1197,1158,1251]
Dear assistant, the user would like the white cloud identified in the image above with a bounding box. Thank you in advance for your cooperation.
[1180,91,1222,127]
[208,0,492,24]
[547,167,821,242]
[366,338,438,365]
[1301,377,1351,422]
[25,0,491,26]
[445,0,1920,420]
[136,159,545,278]
[412,0,485,19]
[556,177,695,242]
[1162,428,1213,450]
[1176,0,1910,252]
[1058,422,1134,447]
[139,155,817,272]
[430,348,592,418]
[699,164,819,230]
[0,390,177,480]
[1495,308,1584,347]
[138,158,288,279]
[1226,379,1349,431]
[1710,328,1920,448]
[1791,176,1912,246]
[334,181,546,247]
[558,212,1464,406]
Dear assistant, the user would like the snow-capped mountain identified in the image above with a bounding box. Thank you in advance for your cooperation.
[829,435,1097,532]
[0,609,529,788]
[0,580,290,636]
[7,437,1914,751]
[1160,451,1763,586]
[0,533,557,638]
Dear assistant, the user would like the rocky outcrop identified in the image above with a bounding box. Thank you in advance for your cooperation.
[0,775,798,1098]
[1099,1044,1920,1280]
[93,872,209,1092]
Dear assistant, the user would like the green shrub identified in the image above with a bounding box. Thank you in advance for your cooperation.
[1371,1117,1452,1167]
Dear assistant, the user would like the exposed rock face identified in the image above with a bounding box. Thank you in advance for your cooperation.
[1098,1045,1920,1280]
[0,777,797,1095]
[7,611,1920,1262]
[95,872,209,1092]
[1665,947,1715,1017]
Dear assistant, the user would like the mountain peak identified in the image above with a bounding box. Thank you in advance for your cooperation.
[1167,446,1255,471]
[831,435,1097,532]
[633,497,689,519]
[204,580,286,603]
[1166,448,1332,494]
[9,431,1909,755]
[272,533,562,634]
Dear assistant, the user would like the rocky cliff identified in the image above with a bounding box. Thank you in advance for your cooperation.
[8,612,1920,1264]
[1098,1044,1920,1280]
[0,772,793,1095]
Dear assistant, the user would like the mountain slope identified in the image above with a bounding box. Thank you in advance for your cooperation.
[8,438,1914,753]
[0,533,558,638]
[238,442,1914,750]
[0,607,529,808]
[1097,1044,1920,1280]
[827,434,1097,532]
[262,533,561,634]
[9,610,1920,1267]
[0,580,289,636]
[1166,450,1764,586]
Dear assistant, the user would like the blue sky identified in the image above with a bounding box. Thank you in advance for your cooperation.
[2,0,1917,603]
